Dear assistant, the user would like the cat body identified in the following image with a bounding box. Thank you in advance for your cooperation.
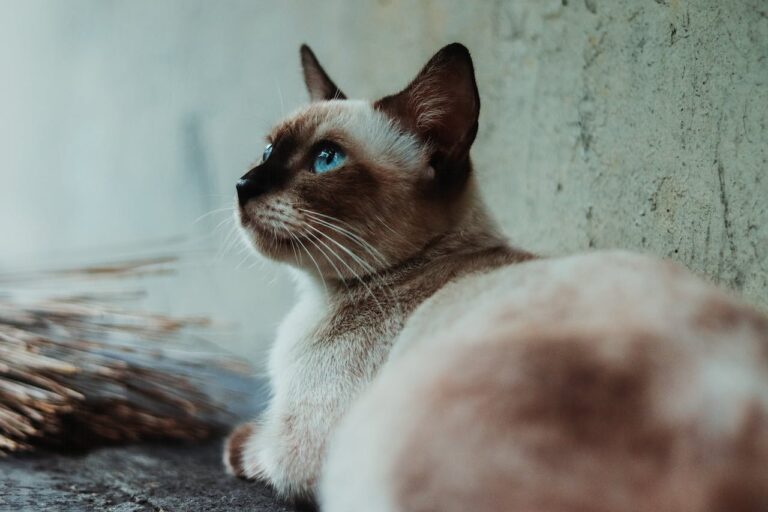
[225,43,768,511]
[321,251,768,512]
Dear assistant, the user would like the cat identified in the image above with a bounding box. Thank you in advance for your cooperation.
[225,43,768,511]
[224,42,532,503]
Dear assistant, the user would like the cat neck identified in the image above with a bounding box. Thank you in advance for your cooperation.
[294,181,533,308]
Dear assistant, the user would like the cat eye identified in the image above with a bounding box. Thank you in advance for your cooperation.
[262,144,273,163]
[311,143,346,174]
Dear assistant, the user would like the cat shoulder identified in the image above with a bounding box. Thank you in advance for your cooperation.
[392,250,707,357]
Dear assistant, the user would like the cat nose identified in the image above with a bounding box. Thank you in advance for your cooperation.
[236,178,264,206]
[237,164,287,205]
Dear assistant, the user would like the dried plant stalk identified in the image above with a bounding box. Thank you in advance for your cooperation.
[0,257,240,454]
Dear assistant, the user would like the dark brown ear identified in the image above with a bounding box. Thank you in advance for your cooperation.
[300,44,346,102]
[375,43,480,177]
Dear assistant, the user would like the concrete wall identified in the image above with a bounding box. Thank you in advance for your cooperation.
[1,0,766,357]
[475,0,768,307]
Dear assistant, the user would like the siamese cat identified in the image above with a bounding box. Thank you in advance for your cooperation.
[226,43,768,512]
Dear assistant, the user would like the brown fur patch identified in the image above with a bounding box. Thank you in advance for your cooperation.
[224,421,256,479]
[694,296,768,333]
[393,331,688,512]
[511,335,672,458]
[390,316,768,512]
[317,243,534,342]
[707,403,768,512]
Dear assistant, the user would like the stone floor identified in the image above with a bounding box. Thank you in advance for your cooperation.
[1,440,294,512]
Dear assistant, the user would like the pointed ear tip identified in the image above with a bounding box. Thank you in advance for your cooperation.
[441,43,471,58]
[299,44,313,58]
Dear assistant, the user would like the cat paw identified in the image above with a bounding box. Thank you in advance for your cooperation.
[223,421,259,479]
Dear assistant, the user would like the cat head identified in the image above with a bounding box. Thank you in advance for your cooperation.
[236,43,482,279]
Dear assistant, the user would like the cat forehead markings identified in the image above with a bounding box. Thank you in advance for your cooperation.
[269,100,426,171]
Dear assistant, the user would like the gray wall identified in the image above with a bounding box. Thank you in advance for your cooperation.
[1,0,766,358]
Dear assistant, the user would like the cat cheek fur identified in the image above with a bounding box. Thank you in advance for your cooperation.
[236,99,448,276]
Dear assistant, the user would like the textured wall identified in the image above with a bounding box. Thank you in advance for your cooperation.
[1,0,766,358]
[474,0,768,308]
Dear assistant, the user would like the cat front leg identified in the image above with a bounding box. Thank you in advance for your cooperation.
[223,405,326,501]
[254,405,328,501]
[223,420,264,479]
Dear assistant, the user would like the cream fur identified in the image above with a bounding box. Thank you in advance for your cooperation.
[320,252,768,512]
[315,100,426,171]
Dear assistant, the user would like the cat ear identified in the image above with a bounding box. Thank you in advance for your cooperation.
[300,44,347,102]
[375,43,480,175]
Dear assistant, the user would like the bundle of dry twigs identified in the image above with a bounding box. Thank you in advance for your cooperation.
[0,257,242,454]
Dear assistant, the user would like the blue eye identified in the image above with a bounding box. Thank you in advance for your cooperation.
[312,144,346,174]
[262,144,273,163]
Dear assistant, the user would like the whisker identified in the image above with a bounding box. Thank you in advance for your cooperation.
[235,251,252,270]
[372,213,418,251]
[291,232,328,296]
[297,208,404,317]
[298,209,388,267]
[219,222,244,262]
[192,206,235,226]
[301,223,376,274]
[214,216,235,232]
[303,231,348,290]
[227,207,401,319]
[286,231,300,266]
[302,224,389,317]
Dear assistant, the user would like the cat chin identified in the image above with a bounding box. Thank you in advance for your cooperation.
[237,218,297,263]
[240,221,380,279]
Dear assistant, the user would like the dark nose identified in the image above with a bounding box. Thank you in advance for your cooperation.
[236,163,286,206]
[236,178,264,206]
